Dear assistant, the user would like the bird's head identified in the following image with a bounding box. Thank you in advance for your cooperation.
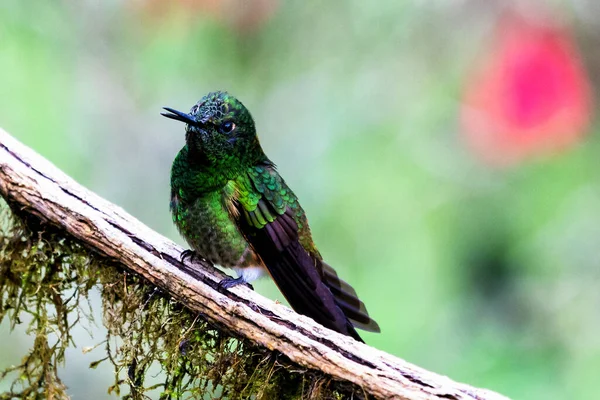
[162,91,265,172]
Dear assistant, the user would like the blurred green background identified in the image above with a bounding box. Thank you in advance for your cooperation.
[1,1,600,399]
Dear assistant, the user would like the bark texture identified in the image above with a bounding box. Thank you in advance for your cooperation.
[0,128,509,400]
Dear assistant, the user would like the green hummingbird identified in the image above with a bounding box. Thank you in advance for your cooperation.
[162,91,379,342]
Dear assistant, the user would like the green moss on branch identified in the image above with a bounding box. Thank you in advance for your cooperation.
[0,199,361,400]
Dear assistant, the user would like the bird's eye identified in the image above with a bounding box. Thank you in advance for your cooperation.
[219,121,235,134]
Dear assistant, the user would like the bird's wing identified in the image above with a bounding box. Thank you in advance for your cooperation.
[232,164,379,341]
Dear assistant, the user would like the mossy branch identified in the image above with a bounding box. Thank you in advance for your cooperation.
[0,128,508,400]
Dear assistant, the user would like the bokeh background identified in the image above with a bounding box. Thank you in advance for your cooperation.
[1,0,600,398]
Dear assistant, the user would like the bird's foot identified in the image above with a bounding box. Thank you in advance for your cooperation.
[180,249,202,264]
[217,276,254,291]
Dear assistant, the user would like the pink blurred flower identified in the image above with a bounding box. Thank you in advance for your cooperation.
[461,9,593,166]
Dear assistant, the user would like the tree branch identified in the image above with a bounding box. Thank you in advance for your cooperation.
[0,128,508,400]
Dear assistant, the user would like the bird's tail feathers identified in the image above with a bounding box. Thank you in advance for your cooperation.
[321,262,381,333]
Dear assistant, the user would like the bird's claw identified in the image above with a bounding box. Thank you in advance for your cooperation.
[180,249,202,264]
[217,276,254,292]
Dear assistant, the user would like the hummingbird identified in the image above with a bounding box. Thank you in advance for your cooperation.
[162,91,380,342]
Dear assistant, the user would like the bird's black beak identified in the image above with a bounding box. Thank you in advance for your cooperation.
[161,107,197,125]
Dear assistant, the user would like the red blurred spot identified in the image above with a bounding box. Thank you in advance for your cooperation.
[461,10,593,166]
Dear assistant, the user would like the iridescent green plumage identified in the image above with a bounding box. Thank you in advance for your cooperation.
[170,146,253,268]
[164,91,379,341]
